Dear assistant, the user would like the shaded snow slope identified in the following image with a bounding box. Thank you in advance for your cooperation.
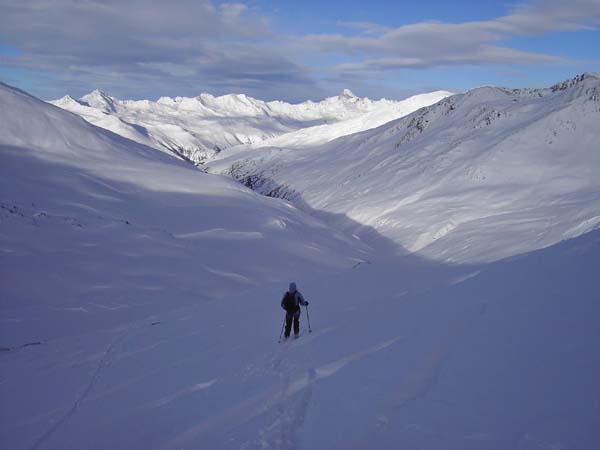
[0,82,369,345]
[207,73,600,263]
[2,208,599,448]
[51,89,452,165]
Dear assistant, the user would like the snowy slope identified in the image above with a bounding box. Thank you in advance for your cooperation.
[51,89,452,165]
[2,80,600,450]
[2,196,599,449]
[225,90,453,152]
[0,81,369,342]
[208,73,600,263]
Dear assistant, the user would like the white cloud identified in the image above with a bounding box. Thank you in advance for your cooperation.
[0,0,313,99]
[0,0,598,99]
[302,0,600,74]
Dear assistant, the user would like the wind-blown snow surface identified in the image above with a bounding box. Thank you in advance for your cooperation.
[0,81,369,342]
[50,89,452,165]
[208,73,600,263]
[2,79,600,450]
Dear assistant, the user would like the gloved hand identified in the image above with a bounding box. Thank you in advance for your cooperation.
[304,301,309,306]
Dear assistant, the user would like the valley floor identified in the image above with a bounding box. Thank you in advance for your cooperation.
[2,228,599,450]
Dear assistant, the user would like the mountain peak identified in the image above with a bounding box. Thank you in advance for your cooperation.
[83,89,111,100]
[550,72,600,93]
[80,89,116,112]
[339,89,357,99]
[55,94,78,103]
[197,92,215,101]
[576,72,599,81]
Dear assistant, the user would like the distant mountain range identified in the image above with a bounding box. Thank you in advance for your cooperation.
[51,89,452,164]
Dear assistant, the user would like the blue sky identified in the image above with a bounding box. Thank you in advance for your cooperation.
[1,0,599,102]
[252,0,509,32]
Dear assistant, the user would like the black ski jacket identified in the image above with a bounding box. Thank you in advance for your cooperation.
[281,290,307,314]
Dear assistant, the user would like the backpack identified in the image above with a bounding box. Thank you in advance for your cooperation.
[282,292,297,311]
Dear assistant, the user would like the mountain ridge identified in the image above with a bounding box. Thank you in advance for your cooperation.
[206,73,600,263]
[50,88,453,164]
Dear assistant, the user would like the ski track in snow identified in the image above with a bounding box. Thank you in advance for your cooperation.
[20,315,174,450]
[254,332,320,450]
[449,270,482,285]
[28,329,131,450]
[163,333,401,450]
[150,379,218,408]
[406,302,485,409]
[255,365,316,450]
[255,336,402,450]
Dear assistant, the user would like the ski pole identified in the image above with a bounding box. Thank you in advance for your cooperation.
[278,315,286,343]
[306,304,312,333]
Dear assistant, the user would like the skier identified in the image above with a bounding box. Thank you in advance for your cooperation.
[281,282,309,339]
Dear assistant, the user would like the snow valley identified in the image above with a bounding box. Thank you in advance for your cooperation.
[206,73,600,263]
[1,74,600,450]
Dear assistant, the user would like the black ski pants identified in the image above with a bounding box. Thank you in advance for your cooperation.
[285,310,301,337]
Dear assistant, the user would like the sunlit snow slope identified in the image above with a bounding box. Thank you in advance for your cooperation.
[50,89,451,165]
[208,73,600,263]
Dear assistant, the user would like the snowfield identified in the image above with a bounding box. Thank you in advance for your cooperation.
[1,75,600,450]
[0,82,373,344]
[51,88,452,165]
[208,73,600,263]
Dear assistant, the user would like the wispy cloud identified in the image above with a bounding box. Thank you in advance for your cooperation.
[0,0,321,99]
[0,0,599,100]
[336,21,394,36]
[303,0,600,75]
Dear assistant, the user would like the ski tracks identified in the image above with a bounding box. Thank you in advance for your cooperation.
[28,328,133,450]
[254,342,317,450]
[164,330,401,450]
[255,332,401,450]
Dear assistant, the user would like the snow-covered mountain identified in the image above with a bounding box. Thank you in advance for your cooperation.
[207,73,600,263]
[2,77,600,450]
[0,81,369,340]
[51,89,452,164]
